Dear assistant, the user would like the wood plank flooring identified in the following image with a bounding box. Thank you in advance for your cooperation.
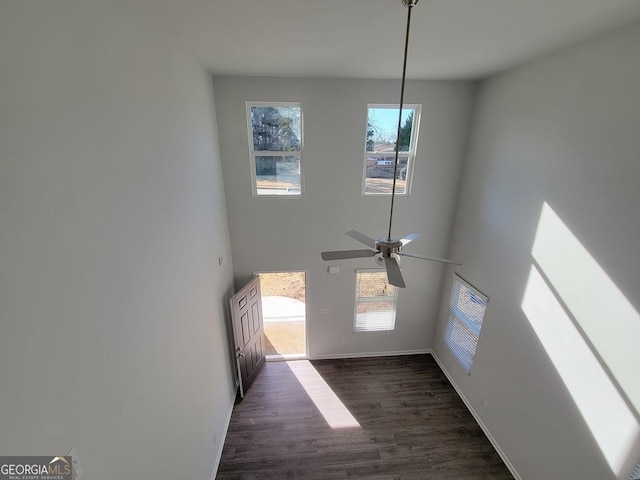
[217,355,514,479]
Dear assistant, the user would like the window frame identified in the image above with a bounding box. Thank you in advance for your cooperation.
[353,269,399,333]
[362,103,422,197]
[245,101,304,198]
[443,274,489,374]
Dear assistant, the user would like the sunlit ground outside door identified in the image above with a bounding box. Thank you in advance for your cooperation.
[257,272,306,359]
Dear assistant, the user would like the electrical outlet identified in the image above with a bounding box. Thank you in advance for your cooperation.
[66,448,83,479]
[213,434,217,444]
[482,400,489,412]
[342,337,348,344]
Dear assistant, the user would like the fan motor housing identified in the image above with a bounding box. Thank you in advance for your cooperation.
[376,237,403,256]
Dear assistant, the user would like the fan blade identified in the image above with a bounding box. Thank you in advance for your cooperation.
[384,256,406,288]
[346,230,377,249]
[400,233,421,245]
[399,251,464,266]
[321,249,377,261]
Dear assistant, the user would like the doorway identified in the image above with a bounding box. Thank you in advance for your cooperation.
[257,271,306,360]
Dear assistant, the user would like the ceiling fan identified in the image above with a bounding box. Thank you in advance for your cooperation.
[321,0,462,288]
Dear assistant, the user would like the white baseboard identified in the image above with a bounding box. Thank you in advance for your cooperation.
[210,390,236,480]
[431,352,523,480]
[310,348,432,360]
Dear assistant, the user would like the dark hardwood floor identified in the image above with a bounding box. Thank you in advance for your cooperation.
[217,355,514,479]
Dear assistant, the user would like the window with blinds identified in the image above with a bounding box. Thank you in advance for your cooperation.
[630,458,640,480]
[354,270,398,332]
[444,274,488,373]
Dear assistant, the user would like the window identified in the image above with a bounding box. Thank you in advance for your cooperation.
[246,102,303,196]
[444,274,488,373]
[363,104,421,195]
[354,270,398,332]
[630,459,640,480]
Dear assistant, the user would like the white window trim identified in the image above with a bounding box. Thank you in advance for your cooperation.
[362,103,421,197]
[246,101,304,198]
[353,268,399,333]
[443,274,489,374]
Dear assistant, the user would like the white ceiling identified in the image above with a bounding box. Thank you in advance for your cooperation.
[142,0,640,79]
[142,0,640,80]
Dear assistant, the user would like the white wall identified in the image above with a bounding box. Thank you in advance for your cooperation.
[0,2,236,479]
[434,21,640,480]
[214,76,475,359]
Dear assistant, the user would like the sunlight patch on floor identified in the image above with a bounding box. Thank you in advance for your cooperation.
[286,360,361,430]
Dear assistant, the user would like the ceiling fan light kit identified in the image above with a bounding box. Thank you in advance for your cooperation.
[320,0,462,288]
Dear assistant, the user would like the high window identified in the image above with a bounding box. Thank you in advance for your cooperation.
[246,102,303,196]
[444,274,488,373]
[363,104,421,195]
[354,270,398,332]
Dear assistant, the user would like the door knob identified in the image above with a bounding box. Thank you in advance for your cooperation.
[236,348,245,358]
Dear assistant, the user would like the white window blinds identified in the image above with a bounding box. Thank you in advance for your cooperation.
[444,274,488,373]
[354,270,398,332]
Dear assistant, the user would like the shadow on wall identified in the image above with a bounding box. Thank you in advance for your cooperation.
[521,202,640,478]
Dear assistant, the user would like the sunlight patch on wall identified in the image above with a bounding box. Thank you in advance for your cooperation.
[286,360,361,430]
[523,201,640,476]
[531,202,640,412]
[522,265,639,475]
